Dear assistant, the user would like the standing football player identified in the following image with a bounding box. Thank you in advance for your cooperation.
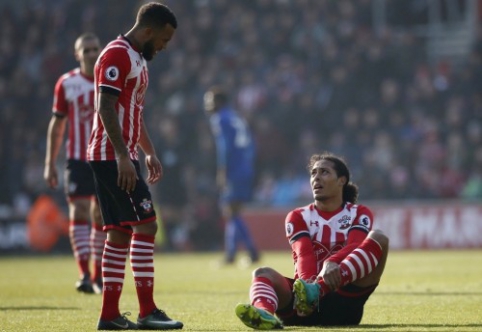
[44,32,106,294]
[87,2,183,330]
[204,86,260,265]
[235,152,389,329]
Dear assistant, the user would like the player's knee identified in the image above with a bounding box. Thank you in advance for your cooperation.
[133,220,158,236]
[252,266,276,279]
[369,229,389,250]
[70,201,91,221]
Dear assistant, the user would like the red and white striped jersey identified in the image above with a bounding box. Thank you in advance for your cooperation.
[285,202,373,277]
[52,68,94,161]
[87,35,148,161]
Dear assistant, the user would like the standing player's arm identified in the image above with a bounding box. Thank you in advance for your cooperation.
[44,114,67,189]
[139,120,162,184]
[97,91,137,192]
[213,123,227,190]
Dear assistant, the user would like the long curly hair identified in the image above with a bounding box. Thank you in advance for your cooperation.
[307,152,359,204]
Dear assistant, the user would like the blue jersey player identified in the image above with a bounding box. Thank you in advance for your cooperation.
[204,86,260,265]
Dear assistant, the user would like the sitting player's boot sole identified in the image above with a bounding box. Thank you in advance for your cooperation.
[235,304,283,330]
[292,279,320,317]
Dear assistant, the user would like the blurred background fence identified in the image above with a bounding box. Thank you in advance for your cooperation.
[1,0,481,253]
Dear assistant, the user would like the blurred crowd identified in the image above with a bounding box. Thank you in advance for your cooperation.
[1,0,481,249]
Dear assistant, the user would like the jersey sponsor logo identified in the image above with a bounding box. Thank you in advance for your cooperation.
[310,220,319,227]
[359,214,371,229]
[313,241,343,272]
[338,214,351,230]
[79,105,95,122]
[105,66,119,81]
[139,198,153,214]
[286,222,294,236]
[136,83,147,105]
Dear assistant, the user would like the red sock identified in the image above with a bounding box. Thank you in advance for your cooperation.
[317,237,383,292]
[249,277,278,314]
[69,220,90,277]
[339,237,383,285]
[90,224,106,281]
[100,240,128,321]
[131,233,157,318]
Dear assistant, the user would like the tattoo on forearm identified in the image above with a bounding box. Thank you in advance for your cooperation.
[99,93,128,157]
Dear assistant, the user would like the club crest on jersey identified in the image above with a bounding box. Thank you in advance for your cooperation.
[338,215,351,230]
[139,198,153,214]
[359,214,371,229]
[105,66,119,81]
[285,222,294,236]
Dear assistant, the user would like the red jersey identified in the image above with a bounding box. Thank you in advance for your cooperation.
[87,35,149,161]
[285,202,373,280]
[53,68,94,161]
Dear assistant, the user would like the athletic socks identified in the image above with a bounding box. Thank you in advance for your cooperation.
[90,224,106,281]
[317,237,383,294]
[249,277,278,314]
[130,233,157,318]
[69,220,91,277]
[100,241,128,320]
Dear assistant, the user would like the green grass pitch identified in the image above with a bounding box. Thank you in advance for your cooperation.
[0,250,481,331]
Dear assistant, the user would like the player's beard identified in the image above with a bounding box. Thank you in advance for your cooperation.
[314,193,328,202]
[142,39,156,61]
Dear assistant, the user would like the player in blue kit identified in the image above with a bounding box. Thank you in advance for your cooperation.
[204,86,260,265]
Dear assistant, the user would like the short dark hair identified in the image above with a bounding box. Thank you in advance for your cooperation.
[137,2,177,29]
[74,32,99,51]
[307,152,359,204]
[208,85,229,105]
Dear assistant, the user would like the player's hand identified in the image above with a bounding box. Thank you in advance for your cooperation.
[318,261,341,291]
[145,154,163,184]
[216,168,227,190]
[44,164,58,189]
[117,155,138,192]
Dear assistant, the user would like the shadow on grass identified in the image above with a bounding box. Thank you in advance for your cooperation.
[352,324,482,329]
[376,291,482,296]
[0,306,79,311]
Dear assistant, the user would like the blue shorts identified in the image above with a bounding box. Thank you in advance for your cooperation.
[221,176,253,203]
[89,160,156,234]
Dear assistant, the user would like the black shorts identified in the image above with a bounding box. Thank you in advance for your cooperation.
[64,159,96,199]
[278,278,378,326]
[89,160,156,233]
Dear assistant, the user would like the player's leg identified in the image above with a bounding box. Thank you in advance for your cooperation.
[223,202,238,264]
[229,200,259,263]
[90,197,106,294]
[350,229,389,288]
[67,198,94,293]
[89,160,137,329]
[128,161,183,330]
[235,267,290,329]
[294,230,389,316]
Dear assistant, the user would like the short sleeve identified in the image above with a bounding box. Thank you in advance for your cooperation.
[285,209,310,245]
[52,77,67,116]
[96,46,131,94]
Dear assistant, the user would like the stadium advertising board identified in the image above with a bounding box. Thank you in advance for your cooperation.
[244,202,482,250]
